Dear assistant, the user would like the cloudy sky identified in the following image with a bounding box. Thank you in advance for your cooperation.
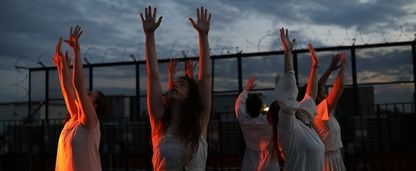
[0,0,415,105]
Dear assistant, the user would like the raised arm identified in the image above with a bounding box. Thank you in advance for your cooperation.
[167,58,178,91]
[64,25,97,129]
[189,7,212,137]
[275,28,299,132]
[185,59,195,79]
[140,6,164,130]
[326,52,347,112]
[53,38,78,120]
[280,28,295,73]
[306,43,319,100]
[318,53,342,88]
[235,76,256,118]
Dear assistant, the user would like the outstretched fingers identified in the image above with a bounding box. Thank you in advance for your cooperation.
[308,43,319,64]
[153,7,157,20]
[280,28,288,52]
[140,5,163,32]
[332,53,342,69]
[145,7,148,19]
[197,7,200,20]
[56,38,62,54]
[140,13,145,22]
[74,25,83,38]
[156,16,163,26]
[285,29,289,41]
[148,6,152,18]
[189,18,196,26]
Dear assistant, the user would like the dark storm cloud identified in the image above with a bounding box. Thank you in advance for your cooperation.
[301,0,414,32]
[0,0,148,63]
[0,0,415,103]
[210,0,415,32]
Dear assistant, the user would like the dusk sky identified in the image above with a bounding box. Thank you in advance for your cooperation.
[0,0,415,104]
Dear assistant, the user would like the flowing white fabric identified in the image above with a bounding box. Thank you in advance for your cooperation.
[152,132,207,171]
[314,99,346,171]
[235,90,279,171]
[276,71,325,171]
[323,150,346,171]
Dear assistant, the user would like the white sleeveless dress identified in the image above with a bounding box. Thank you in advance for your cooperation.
[235,90,280,171]
[152,131,208,171]
[314,99,346,171]
[55,120,101,171]
[276,71,325,171]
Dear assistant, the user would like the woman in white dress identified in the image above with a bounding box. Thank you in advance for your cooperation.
[54,26,110,171]
[313,52,347,171]
[275,28,325,171]
[139,6,212,170]
[234,76,280,171]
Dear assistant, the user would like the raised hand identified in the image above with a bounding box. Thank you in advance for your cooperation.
[64,25,83,50]
[189,7,211,34]
[167,58,178,90]
[53,37,78,120]
[280,28,295,53]
[185,59,195,79]
[245,75,257,91]
[53,38,64,66]
[168,59,179,79]
[168,58,178,78]
[53,38,69,67]
[307,43,319,66]
[329,53,342,71]
[140,6,163,34]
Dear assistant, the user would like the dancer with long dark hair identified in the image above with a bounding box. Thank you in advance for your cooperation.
[234,76,280,170]
[54,26,109,171]
[140,6,212,170]
[275,28,325,171]
[313,52,347,171]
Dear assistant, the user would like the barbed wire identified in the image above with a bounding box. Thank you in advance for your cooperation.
[15,25,416,66]
[11,56,34,103]
[8,25,415,103]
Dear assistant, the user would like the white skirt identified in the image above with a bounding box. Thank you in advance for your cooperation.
[324,149,346,171]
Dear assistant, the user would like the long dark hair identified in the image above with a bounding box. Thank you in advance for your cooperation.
[159,76,204,155]
[246,93,264,118]
[267,101,285,167]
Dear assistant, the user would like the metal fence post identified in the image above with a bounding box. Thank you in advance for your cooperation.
[45,70,49,124]
[237,54,243,93]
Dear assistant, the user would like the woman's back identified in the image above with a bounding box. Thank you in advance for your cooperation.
[55,120,101,171]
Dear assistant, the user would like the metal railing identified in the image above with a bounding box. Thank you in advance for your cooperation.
[0,102,416,170]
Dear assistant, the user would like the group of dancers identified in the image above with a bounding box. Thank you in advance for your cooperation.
[53,6,347,171]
